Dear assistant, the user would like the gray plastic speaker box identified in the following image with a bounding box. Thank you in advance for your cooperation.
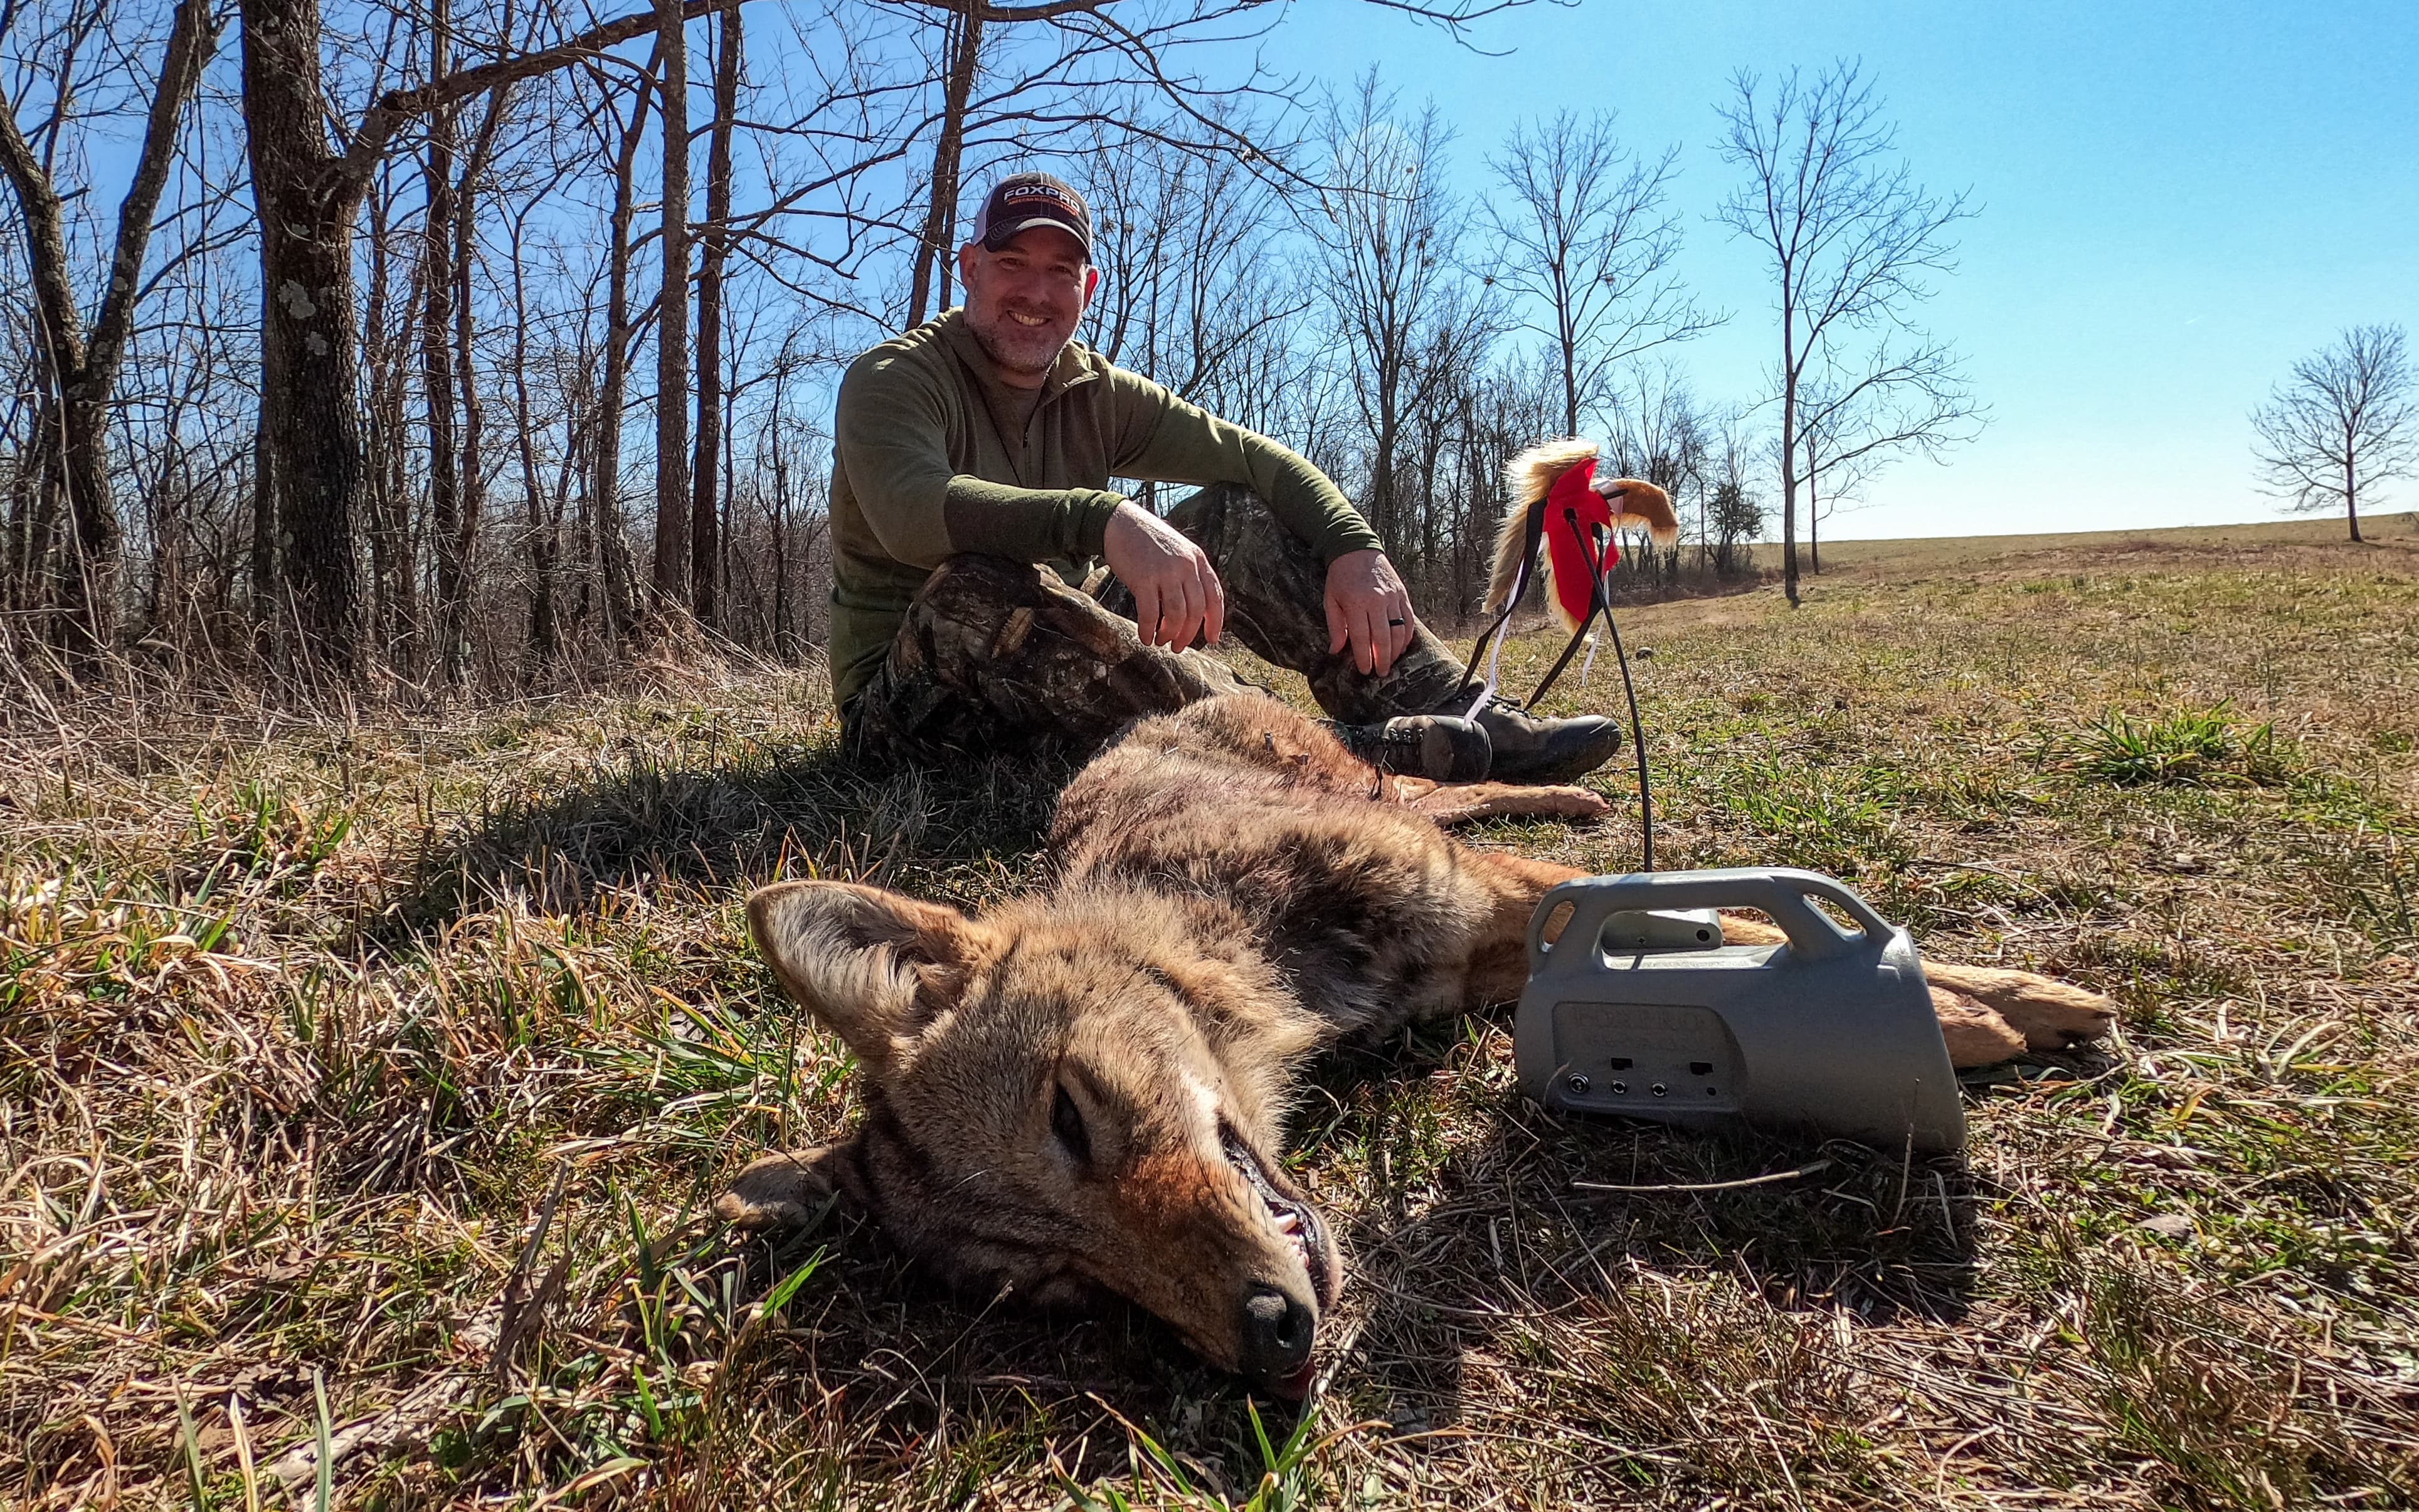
[1513,867,1965,1155]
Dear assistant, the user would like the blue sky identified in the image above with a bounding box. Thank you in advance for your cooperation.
[1236,0,2419,538]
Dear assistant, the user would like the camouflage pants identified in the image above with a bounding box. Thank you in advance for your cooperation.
[842,484,1473,766]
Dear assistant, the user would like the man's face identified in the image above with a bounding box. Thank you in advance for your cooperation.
[958,226,1098,384]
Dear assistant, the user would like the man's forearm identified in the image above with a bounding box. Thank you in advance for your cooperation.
[1114,379,1384,563]
[941,477,1128,563]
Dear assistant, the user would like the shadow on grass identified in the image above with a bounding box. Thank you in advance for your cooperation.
[1293,1027,1982,1464]
[371,733,1078,948]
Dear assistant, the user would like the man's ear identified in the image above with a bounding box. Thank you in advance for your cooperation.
[746,880,979,1068]
[956,240,981,292]
[1083,264,1100,302]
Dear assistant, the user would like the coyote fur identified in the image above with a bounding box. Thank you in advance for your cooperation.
[721,693,2116,1397]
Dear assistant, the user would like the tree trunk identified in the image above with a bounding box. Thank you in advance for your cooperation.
[1370,342,1401,551]
[249,411,277,655]
[770,410,790,656]
[444,87,508,681]
[2345,434,2362,543]
[1779,303,1800,609]
[593,56,655,646]
[420,3,464,680]
[1557,272,1580,436]
[689,0,740,627]
[363,183,403,657]
[508,214,558,676]
[651,0,692,611]
[241,0,368,676]
[237,0,727,675]
[907,6,982,326]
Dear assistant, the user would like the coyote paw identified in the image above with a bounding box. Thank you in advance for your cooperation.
[716,1146,847,1234]
[1921,963,2119,1054]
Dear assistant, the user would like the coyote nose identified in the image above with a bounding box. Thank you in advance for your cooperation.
[1237,1282,1317,1395]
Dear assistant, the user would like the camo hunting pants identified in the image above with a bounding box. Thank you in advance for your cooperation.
[842,484,1472,767]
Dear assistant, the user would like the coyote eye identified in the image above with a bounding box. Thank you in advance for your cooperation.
[1052,1084,1093,1168]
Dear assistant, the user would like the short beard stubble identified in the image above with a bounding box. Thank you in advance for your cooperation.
[966,307,1070,380]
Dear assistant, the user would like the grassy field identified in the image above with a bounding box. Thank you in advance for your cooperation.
[1781,509,2419,579]
[4,528,2416,1509]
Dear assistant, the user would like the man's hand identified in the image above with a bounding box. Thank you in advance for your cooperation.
[1325,548,1417,677]
[1104,499,1225,652]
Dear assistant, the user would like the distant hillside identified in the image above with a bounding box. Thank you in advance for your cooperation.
[1774,510,2419,578]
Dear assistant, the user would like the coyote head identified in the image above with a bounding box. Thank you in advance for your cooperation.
[727,879,1344,1397]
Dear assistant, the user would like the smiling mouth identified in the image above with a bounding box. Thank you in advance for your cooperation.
[1007,310,1051,327]
[1220,1126,1332,1303]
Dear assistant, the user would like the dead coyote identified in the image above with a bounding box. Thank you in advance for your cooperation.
[721,693,2115,1397]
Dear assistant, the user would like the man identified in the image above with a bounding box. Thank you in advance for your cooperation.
[828,169,1622,784]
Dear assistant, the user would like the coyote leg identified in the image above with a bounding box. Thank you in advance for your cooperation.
[1929,989,2028,1067]
[1405,783,1612,826]
[1919,963,2118,1051]
[1459,851,1590,1004]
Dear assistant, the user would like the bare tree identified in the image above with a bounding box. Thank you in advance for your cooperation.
[1068,108,1311,509]
[1311,72,1501,569]
[0,0,1559,692]
[0,0,217,669]
[234,0,763,675]
[1714,60,1974,606]
[586,51,657,647]
[2251,324,2415,544]
[1485,110,1715,438]
[1794,333,1979,571]
[690,0,745,627]
[1602,362,1705,588]
[905,6,983,326]
[650,0,696,613]
[1696,407,1764,578]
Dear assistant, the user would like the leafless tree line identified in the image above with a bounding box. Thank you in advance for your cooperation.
[1,2,1978,697]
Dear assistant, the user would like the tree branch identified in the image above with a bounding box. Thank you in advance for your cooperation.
[87,0,220,384]
[337,0,724,196]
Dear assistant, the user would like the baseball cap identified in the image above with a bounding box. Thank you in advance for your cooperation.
[970,171,1093,257]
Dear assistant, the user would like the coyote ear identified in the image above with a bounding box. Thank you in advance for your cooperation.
[747,880,978,1067]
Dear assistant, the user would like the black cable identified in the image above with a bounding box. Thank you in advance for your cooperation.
[1566,521,1654,874]
[1603,588,1654,875]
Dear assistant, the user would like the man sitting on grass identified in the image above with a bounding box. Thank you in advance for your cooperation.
[828,170,1623,785]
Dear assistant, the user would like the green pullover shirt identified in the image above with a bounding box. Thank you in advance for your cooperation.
[826,309,1384,706]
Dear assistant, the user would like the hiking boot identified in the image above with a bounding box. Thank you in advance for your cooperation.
[1461,695,1624,785]
[1329,714,1493,783]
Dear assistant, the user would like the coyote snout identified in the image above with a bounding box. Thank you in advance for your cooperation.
[729,877,1346,1395]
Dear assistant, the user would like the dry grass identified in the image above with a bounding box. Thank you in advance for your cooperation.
[1787,507,2419,579]
[4,538,2416,1509]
